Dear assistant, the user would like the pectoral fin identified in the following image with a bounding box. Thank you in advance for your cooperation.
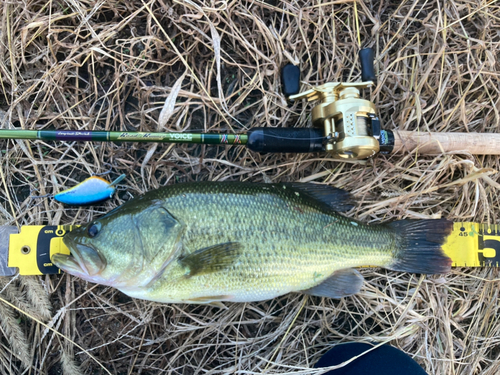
[178,242,242,277]
[303,268,364,298]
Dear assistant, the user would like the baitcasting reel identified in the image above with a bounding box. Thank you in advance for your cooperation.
[246,48,387,160]
[290,49,380,159]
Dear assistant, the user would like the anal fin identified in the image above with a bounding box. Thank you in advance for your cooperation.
[302,268,364,298]
[184,295,231,308]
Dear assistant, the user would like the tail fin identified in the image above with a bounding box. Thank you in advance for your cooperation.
[387,218,452,274]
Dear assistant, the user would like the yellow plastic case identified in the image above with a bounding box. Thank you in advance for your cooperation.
[8,225,76,275]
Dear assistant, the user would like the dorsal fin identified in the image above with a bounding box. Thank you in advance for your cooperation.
[285,183,355,212]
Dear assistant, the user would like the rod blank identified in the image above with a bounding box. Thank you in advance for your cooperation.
[0,130,248,145]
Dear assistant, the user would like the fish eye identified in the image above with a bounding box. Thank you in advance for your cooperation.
[87,222,101,238]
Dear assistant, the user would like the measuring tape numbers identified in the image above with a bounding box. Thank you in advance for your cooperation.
[443,222,500,267]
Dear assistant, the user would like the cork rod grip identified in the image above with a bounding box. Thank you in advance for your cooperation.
[391,131,500,155]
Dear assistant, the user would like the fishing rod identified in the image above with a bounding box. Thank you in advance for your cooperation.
[1,48,499,159]
[1,121,499,157]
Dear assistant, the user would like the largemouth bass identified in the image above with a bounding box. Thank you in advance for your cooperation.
[52,182,452,304]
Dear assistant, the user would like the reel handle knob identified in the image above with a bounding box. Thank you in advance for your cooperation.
[281,64,301,97]
[359,48,377,83]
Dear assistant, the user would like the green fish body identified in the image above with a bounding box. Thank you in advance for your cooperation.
[52,182,452,304]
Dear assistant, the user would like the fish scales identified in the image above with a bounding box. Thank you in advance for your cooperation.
[159,192,374,301]
[52,182,452,304]
[135,184,389,302]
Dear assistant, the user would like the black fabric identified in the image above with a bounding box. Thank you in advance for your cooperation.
[314,342,428,375]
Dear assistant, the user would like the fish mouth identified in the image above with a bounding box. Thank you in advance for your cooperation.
[52,236,105,278]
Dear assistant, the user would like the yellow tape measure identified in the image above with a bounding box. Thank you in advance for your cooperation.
[4,222,500,275]
[8,225,76,275]
[443,222,500,267]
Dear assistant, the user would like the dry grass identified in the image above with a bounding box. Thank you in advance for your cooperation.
[0,0,500,373]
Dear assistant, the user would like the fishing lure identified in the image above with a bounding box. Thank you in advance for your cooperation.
[54,174,126,205]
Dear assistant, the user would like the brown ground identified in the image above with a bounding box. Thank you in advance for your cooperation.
[0,0,500,373]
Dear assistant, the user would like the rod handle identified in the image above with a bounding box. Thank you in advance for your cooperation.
[247,128,324,153]
[388,130,500,155]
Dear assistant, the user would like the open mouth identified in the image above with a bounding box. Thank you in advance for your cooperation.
[51,236,102,277]
[51,237,87,276]
[51,253,86,275]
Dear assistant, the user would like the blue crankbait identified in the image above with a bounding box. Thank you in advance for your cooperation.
[54,174,126,205]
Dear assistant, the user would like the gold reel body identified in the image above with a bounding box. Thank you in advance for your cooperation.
[290,82,379,159]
